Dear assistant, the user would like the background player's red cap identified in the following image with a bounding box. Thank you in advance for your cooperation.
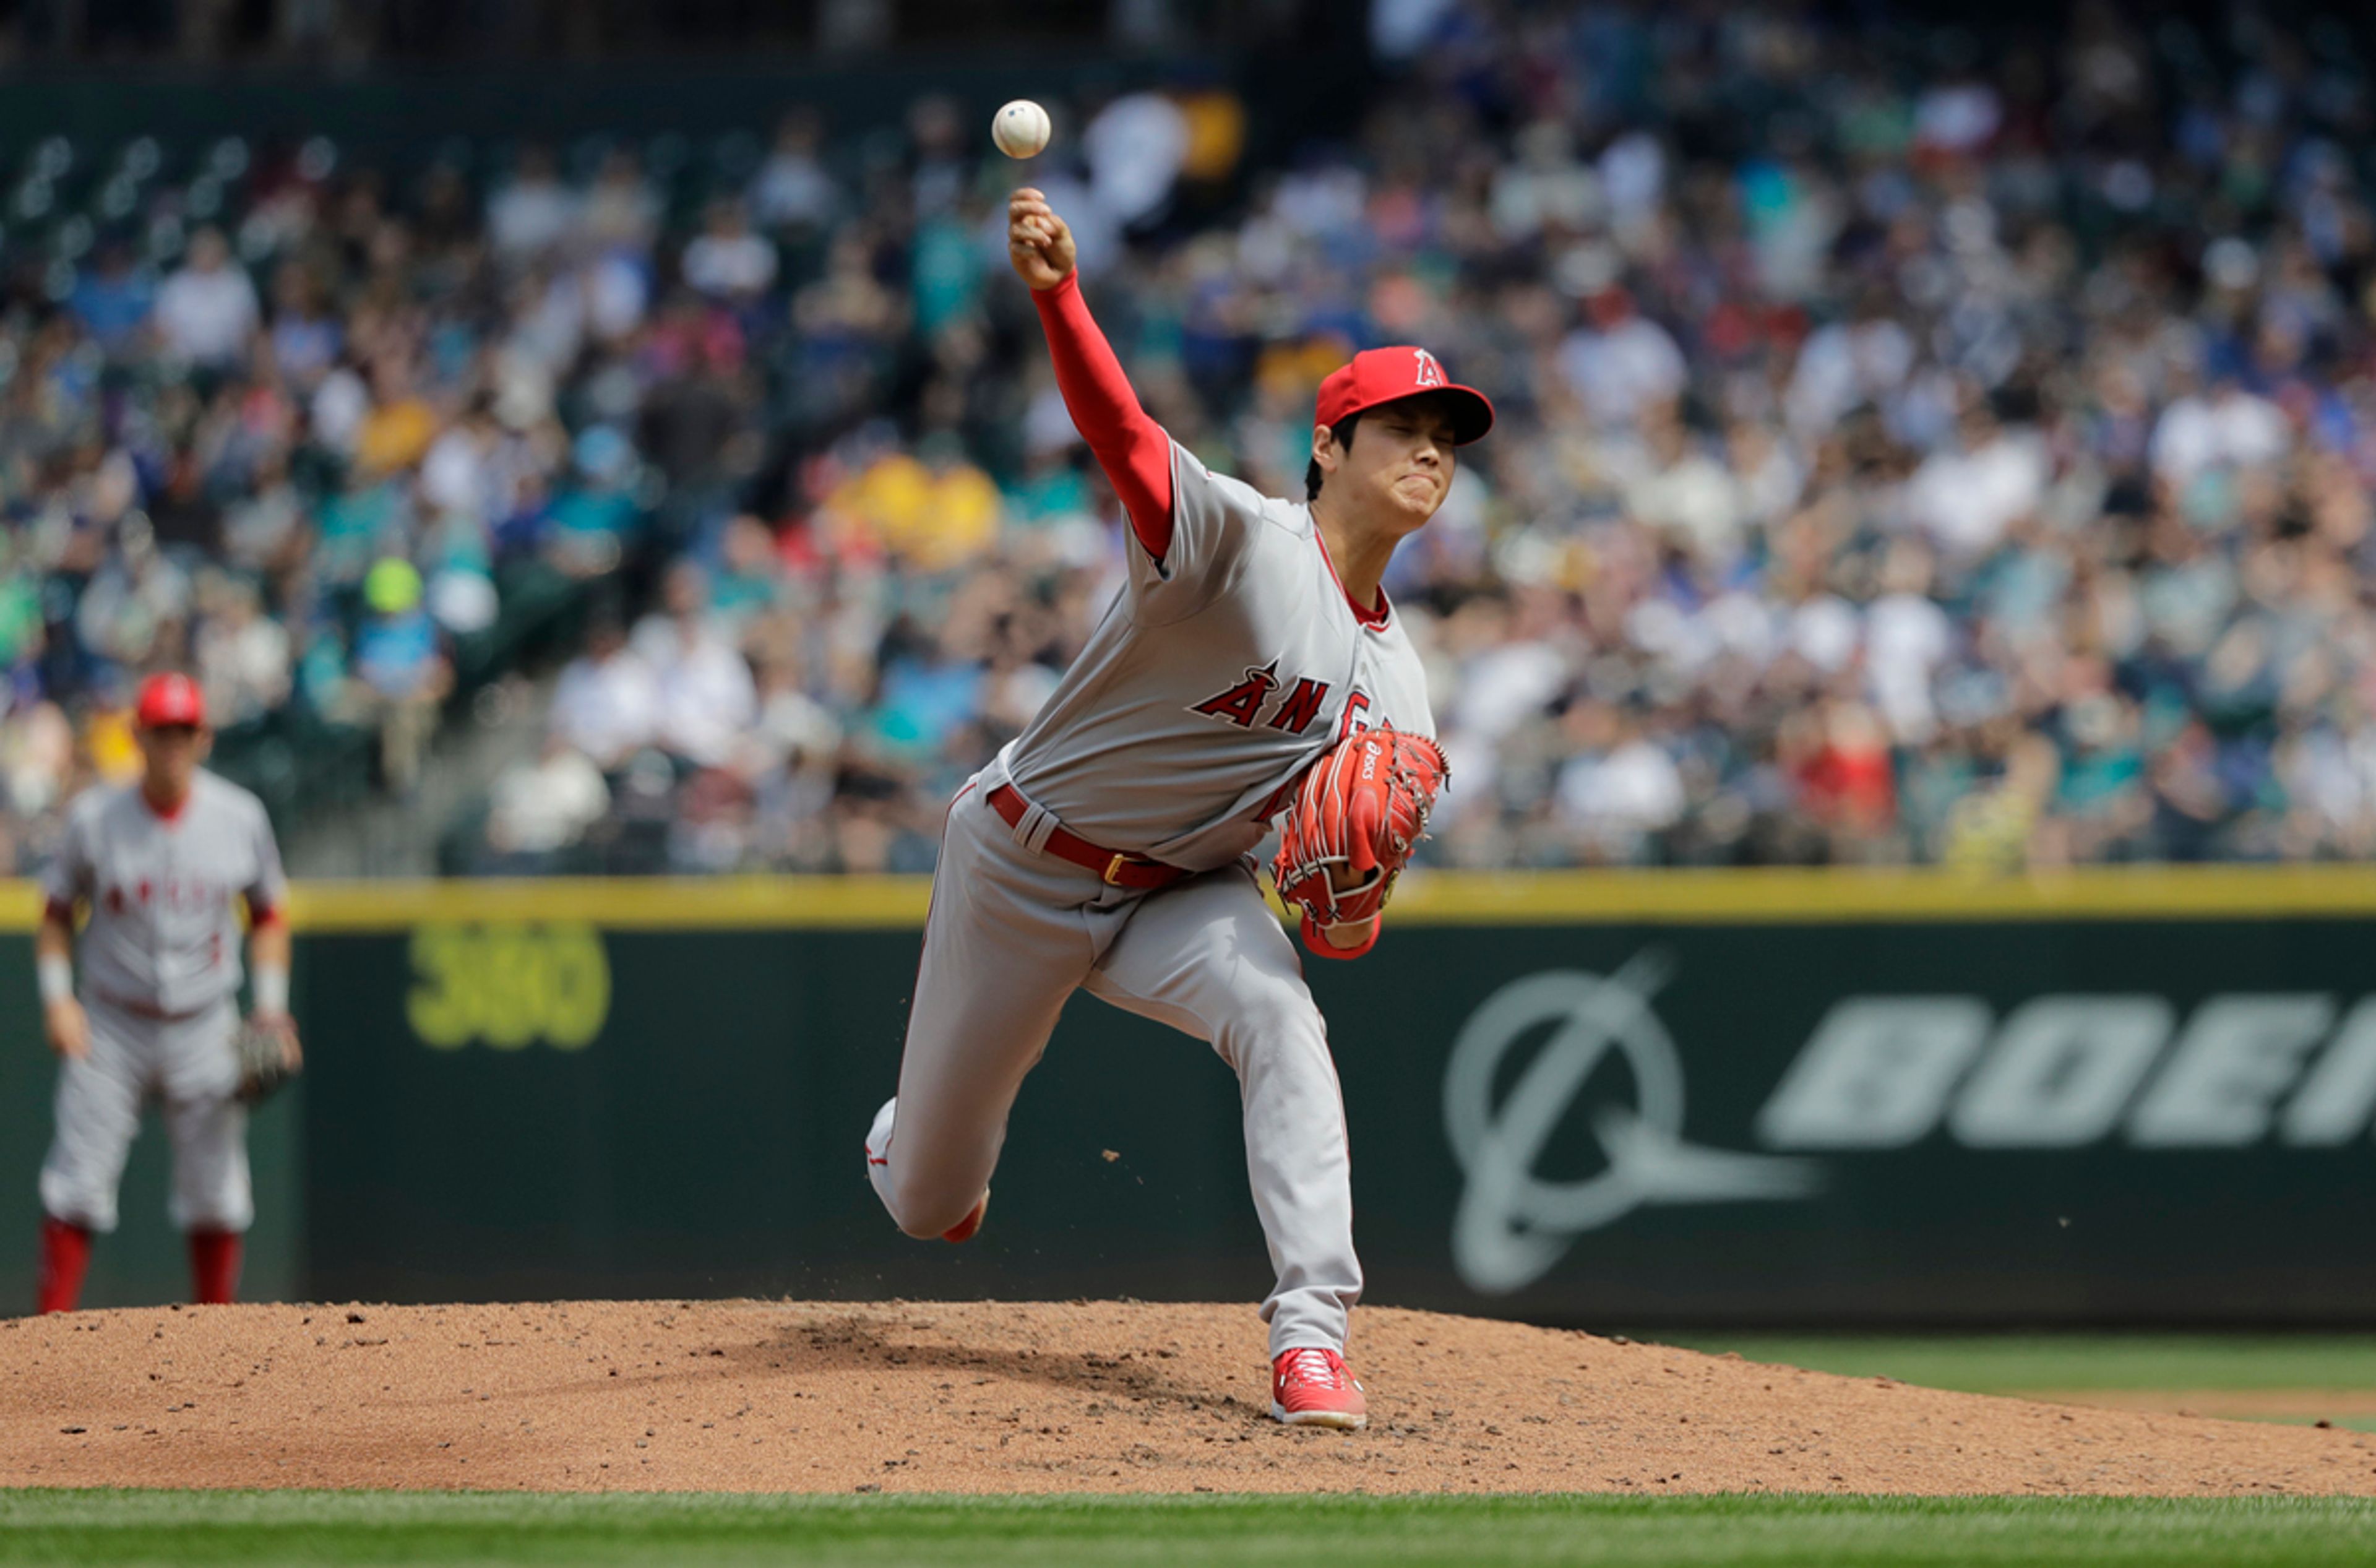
[1315,347,1494,444]
[134,671,207,729]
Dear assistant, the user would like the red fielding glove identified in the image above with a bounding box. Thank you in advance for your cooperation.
[1270,724,1448,960]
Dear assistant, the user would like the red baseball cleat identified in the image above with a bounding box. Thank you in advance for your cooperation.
[940,1190,989,1244]
[1270,1345,1367,1429]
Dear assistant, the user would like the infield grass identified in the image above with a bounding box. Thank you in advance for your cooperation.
[0,1492,2370,1567]
[1656,1335,2376,1394]
[1659,1335,2376,1432]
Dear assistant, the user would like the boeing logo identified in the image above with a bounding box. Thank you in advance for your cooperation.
[1443,968,2376,1295]
[1442,954,1820,1295]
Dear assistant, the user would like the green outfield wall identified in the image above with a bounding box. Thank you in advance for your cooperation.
[7,866,2376,1324]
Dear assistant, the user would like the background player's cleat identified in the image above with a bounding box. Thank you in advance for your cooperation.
[940,1190,989,1243]
[1271,1346,1367,1429]
[35,1217,92,1315]
[187,1228,241,1304]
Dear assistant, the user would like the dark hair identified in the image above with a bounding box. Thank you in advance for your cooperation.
[1304,412,1362,501]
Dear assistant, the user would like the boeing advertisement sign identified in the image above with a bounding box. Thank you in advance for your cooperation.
[1324,910,2376,1325]
[286,887,2376,1324]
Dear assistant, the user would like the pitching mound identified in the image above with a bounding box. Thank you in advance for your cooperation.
[1,1299,2371,1495]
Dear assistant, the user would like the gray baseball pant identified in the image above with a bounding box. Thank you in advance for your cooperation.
[40,994,251,1235]
[867,778,1361,1358]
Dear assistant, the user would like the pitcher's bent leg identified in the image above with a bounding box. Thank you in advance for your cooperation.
[1086,864,1361,1358]
[874,790,1097,1239]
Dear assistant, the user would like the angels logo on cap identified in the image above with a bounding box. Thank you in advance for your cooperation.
[1314,347,1494,444]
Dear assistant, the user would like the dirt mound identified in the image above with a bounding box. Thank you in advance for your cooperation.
[1,1299,2370,1495]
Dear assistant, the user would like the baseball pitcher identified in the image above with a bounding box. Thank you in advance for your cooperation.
[864,187,1490,1428]
[33,671,298,1312]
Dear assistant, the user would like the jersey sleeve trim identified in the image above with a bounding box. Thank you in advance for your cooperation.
[1031,271,1176,562]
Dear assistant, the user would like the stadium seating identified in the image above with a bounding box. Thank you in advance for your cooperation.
[4,2,2373,874]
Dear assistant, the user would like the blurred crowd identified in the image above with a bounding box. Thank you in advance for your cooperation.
[14,2,2376,874]
[504,1,2376,872]
[0,121,706,869]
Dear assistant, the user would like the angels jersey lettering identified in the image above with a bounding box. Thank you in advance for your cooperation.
[43,772,285,1015]
[991,442,1435,871]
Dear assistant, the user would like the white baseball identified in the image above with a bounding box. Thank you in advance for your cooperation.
[992,100,1052,160]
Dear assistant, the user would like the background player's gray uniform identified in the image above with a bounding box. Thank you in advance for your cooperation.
[870,445,1433,1359]
[40,772,285,1234]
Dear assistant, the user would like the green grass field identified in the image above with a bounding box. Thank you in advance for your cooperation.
[1661,1333,2376,1431]
[1659,1335,2376,1395]
[0,1492,2370,1568]
[14,1337,2375,1564]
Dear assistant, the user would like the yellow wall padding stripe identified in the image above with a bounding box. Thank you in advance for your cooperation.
[1,864,2373,934]
[284,876,935,931]
[1380,864,2376,922]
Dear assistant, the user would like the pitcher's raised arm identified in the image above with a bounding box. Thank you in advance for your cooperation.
[1011,188,1176,561]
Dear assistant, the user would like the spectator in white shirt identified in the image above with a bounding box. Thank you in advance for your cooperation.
[194,575,292,726]
[1559,287,1687,430]
[1556,702,1686,861]
[633,563,758,771]
[420,405,501,528]
[2150,376,2292,485]
[1085,90,1190,228]
[488,145,579,262]
[1623,407,1745,565]
[1904,402,2047,560]
[751,111,839,230]
[582,147,661,259]
[681,200,779,304]
[550,618,661,770]
[1864,540,1956,744]
[154,228,259,368]
[486,737,613,857]
[1786,296,1915,437]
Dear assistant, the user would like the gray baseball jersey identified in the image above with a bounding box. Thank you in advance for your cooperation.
[873,441,1441,1362]
[43,771,285,1015]
[988,441,1436,872]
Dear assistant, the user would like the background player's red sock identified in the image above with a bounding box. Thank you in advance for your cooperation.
[36,1217,92,1315]
[187,1230,241,1306]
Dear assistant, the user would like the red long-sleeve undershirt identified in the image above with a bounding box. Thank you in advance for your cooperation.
[1031,272,1176,561]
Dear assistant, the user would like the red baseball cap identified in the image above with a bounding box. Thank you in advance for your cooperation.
[134,671,207,729]
[1315,347,1495,444]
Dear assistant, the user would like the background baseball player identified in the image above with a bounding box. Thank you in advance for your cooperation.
[32,671,297,1314]
[864,187,1488,1429]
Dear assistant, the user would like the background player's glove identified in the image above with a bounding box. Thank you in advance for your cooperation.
[1270,725,1448,958]
[233,1014,303,1105]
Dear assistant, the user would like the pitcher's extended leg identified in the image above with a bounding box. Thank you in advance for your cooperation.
[1085,863,1361,1358]
[873,791,1100,1239]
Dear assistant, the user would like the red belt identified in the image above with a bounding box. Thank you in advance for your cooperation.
[988,784,1188,890]
[89,989,217,1022]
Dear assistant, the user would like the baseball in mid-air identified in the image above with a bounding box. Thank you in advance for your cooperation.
[992,99,1051,160]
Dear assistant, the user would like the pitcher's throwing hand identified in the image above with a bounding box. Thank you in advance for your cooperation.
[1007,187,1077,290]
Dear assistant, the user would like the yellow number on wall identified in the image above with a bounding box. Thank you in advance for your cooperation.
[406,925,478,1049]
[405,923,613,1051]
[543,924,611,1050]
